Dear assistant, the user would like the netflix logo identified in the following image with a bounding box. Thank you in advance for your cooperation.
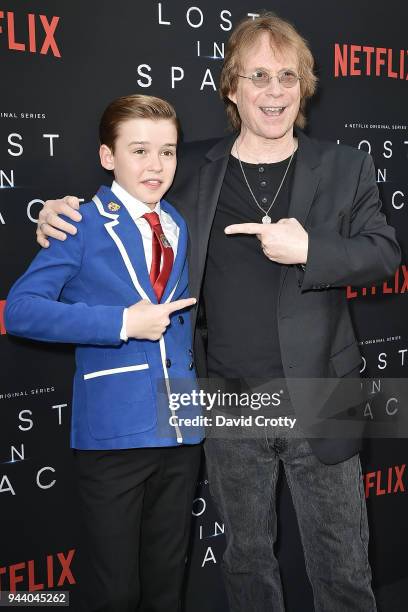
[363,464,406,499]
[334,44,408,80]
[0,549,75,592]
[0,300,6,335]
[347,265,408,299]
[0,12,61,58]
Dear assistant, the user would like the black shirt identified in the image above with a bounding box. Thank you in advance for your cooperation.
[202,152,297,381]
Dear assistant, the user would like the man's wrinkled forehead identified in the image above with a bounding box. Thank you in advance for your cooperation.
[237,32,299,72]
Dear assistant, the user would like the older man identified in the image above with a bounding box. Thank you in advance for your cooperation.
[37,12,399,612]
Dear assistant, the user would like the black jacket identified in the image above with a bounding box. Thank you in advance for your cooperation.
[167,130,401,464]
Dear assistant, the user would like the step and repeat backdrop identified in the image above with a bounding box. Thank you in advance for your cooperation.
[0,1,407,610]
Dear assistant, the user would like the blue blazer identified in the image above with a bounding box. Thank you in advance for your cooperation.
[5,186,204,449]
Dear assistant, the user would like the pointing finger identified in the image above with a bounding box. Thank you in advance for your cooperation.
[165,297,197,314]
[224,223,266,236]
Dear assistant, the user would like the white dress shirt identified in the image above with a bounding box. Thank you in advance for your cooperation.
[110,181,180,340]
[111,180,179,266]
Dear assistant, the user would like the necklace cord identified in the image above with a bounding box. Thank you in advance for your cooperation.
[235,140,296,223]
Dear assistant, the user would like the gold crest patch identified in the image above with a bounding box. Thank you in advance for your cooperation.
[108,202,121,212]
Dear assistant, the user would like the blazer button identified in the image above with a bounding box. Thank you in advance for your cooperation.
[188,349,193,356]
[178,315,184,325]
[188,362,194,370]
[166,358,172,368]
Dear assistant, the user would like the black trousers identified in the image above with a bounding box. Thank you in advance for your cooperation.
[73,444,202,612]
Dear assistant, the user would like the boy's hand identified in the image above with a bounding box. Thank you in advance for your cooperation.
[126,298,197,341]
[37,196,82,248]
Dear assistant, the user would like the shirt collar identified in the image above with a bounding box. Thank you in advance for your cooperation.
[111,180,161,219]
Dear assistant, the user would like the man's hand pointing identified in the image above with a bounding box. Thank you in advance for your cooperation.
[224,218,308,265]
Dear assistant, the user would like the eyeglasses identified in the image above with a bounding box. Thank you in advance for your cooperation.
[238,69,301,89]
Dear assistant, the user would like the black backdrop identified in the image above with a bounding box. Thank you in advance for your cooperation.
[1,2,407,610]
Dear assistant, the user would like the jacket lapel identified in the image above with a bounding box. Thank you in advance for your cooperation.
[287,130,321,225]
[279,131,322,292]
[192,134,236,299]
[92,186,157,303]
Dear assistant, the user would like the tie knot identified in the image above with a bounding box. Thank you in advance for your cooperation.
[143,211,161,228]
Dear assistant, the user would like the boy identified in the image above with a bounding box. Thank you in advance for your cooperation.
[5,94,203,611]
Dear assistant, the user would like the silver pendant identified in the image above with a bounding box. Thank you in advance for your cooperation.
[262,215,272,224]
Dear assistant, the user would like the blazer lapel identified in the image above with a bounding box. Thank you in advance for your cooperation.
[192,134,236,299]
[93,186,157,303]
[279,131,322,292]
[287,130,321,225]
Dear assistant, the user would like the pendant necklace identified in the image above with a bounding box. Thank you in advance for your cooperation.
[235,140,296,224]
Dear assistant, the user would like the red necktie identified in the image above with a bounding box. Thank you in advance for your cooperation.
[143,212,174,301]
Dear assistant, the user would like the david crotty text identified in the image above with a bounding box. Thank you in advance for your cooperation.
[169,415,297,429]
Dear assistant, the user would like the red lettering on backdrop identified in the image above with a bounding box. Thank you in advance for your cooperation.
[350,45,361,75]
[375,48,387,76]
[57,550,76,586]
[388,48,398,78]
[28,13,36,52]
[0,566,7,590]
[346,286,358,299]
[347,265,408,299]
[28,560,44,591]
[394,464,405,493]
[363,465,406,498]
[7,11,25,51]
[0,550,76,591]
[46,555,54,589]
[0,300,6,335]
[383,279,393,294]
[0,12,61,57]
[39,15,61,58]
[334,44,408,79]
[401,266,408,292]
[334,43,347,77]
[9,562,25,592]
[376,471,386,496]
[363,46,375,75]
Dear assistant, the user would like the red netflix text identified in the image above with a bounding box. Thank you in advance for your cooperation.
[334,44,408,80]
[0,12,61,58]
[0,549,75,592]
[347,265,408,299]
[363,464,406,499]
[0,300,6,335]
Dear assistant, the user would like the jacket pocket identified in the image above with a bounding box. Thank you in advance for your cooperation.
[83,350,156,440]
[330,342,362,377]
